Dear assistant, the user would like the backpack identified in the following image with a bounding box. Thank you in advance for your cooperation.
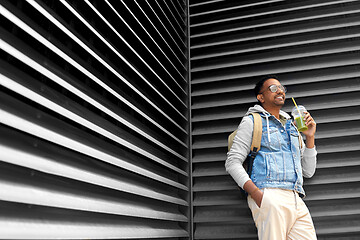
[228,112,262,177]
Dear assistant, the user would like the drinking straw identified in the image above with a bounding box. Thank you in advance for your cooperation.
[291,97,302,117]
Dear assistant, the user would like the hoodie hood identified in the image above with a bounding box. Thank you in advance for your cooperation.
[245,104,292,143]
[245,104,291,119]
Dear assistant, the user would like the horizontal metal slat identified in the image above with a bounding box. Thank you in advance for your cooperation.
[116,1,187,79]
[192,65,360,97]
[306,166,360,185]
[315,120,360,139]
[192,147,360,179]
[191,1,360,38]
[191,106,360,136]
[0,4,189,139]
[191,79,254,97]
[153,0,186,44]
[191,39,360,73]
[0,126,187,205]
[192,25,360,61]
[0,62,188,162]
[0,161,187,221]
[316,136,360,154]
[194,153,360,178]
[194,223,257,239]
[317,151,360,169]
[174,0,186,14]
[194,198,360,224]
[271,66,360,90]
[190,91,360,122]
[193,138,360,166]
[193,176,235,192]
[191,14,360,49]
[189,0,226,8]
[142,0,187,54]
[192,121,235,135]
[48,0,188,120]
[133,1,187,64]
[0,34,188,147]
[282,92,360,114]
[192,78,360,109]
[0,201,188,239]
[193,191,245,206]
[305,182,360,201]
[192,52,360,85]
[191,0,357,27]
[170,0,186,23]
[192,150,225,163]
[0,1,188,133]
[191,90,253,109]
[190,1,360,239]
[4,57,187,154]
[192,125,360,151]
[192,139,223,150]
[79,0,188,103]
[193,205,251,223]
[309,199,360,219]
[192,162,225,177]
[0,67,188,178]
[190,0,283,17]
[1,0,190,238]
[315,216,360,238]
[0,92,189,187]
[194,216,360,239]
[158,0,186,34]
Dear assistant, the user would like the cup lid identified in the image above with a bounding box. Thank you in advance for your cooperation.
[291,105,306,115]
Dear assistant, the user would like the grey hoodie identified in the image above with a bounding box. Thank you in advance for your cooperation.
[225,104,317,189]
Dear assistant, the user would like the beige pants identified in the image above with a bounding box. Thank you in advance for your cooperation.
[248,188,317,240]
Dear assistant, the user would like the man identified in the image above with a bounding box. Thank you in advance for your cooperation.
[225,76,317,240]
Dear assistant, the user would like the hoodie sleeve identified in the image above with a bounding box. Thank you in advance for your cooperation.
[225,116,253,189]
[300,134,317,178]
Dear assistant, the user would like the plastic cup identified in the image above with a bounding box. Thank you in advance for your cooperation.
[291,105,308,132]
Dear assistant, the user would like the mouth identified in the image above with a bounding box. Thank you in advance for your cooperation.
[275,95,285,101]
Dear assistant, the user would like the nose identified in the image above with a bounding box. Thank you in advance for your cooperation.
[277,87,284,93]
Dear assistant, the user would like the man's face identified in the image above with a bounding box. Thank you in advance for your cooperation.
[257,78,286,107]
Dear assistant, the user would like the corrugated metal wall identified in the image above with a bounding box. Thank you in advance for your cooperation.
[2,0,360,239]
[189,0,360,239]
[0,0,190,239]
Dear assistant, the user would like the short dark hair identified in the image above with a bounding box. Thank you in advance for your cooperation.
[254,75,279,97]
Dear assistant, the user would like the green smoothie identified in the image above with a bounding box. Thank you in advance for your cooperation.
[295,116,308,132]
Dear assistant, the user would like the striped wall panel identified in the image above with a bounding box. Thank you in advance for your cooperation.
[0,0,190,239]
[189,0,360,239]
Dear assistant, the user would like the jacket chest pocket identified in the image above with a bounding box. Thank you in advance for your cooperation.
[262,128,281,151]
[290,130,300,150]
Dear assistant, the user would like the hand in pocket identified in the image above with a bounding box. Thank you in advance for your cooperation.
[252,189,264,208]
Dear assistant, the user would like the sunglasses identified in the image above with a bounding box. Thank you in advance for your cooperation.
[260,84,287,94]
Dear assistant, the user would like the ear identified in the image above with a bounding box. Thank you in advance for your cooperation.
[257,94,264,103]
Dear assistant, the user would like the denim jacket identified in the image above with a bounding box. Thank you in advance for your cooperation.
[250,112,305,196]
[226,105,317,197]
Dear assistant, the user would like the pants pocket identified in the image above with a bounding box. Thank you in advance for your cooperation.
[248,189,267,226]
